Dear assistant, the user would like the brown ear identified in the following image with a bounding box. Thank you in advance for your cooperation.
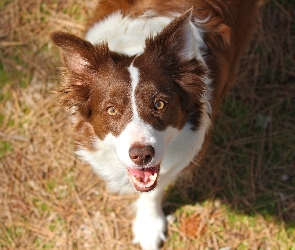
[51,31,109,73]
[144,9,205,62]
[51,32,113,113]
[141,10,208,111]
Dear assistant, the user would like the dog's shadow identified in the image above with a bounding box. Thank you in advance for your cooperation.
[163,115,295,229]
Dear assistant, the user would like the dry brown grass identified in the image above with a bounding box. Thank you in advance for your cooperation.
[1,0,295,249]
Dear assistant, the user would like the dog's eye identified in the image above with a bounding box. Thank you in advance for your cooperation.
[154,100,166,110]
[106,106,118,116]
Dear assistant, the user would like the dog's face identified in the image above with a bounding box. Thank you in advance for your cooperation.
[51,12,210,192]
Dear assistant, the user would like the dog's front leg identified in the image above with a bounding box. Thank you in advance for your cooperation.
[132,188,166,250]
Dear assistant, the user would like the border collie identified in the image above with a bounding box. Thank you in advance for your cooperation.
[51,0,260,249]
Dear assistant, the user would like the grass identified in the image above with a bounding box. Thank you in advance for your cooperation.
[0,0,295,249]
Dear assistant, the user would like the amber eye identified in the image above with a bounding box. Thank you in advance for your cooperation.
[154,100,166,110]
[106,106,118,116]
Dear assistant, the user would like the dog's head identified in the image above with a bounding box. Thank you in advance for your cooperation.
[51,11,211,192]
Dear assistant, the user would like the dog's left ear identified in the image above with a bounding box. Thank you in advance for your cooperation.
[142,9,208,111]
[144,9,205,63]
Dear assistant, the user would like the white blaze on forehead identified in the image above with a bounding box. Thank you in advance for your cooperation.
[127,63,157,145]
[128,64,140,120]
[104,63,178,167]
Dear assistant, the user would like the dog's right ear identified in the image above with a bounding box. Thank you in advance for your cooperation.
[51,31,109,73]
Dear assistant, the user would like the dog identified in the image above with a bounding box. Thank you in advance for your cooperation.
[51,0,260,249]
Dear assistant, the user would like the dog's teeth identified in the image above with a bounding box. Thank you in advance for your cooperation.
[129,169,159,191]
[149,173,157,182]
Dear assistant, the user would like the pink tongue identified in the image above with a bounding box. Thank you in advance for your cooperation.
[128,167,156,179]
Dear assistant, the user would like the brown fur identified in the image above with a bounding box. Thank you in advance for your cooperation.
[52,0,260,167]
[133,12,208,131]
[51,32,135,143]
[87,0,259,117]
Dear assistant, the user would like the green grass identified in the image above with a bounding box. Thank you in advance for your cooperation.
[0,141,13,156]
[0,62,10,88]
[212,94,295,217]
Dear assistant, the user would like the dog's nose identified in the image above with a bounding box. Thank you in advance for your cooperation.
[129,145,155,165]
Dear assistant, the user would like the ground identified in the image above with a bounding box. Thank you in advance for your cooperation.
[0,0,295,249]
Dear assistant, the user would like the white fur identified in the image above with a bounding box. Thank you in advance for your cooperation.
[133,189,167,250]
[179,11,208,64]
[76,64,211,249]
[76,140,132,194]
[129,64,140,119]
[76,114,211,248]
[78,11,213,250]
[85,11,207,60]
[85,12,173,56]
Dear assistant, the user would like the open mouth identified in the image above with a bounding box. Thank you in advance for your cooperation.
[127,165,160,192]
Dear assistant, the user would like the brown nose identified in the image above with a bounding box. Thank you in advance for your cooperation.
[129,145,155,165]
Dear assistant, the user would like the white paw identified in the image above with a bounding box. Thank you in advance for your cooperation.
[132,212,167,250]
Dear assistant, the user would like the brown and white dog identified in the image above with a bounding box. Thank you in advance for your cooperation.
[51,0,259,249]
